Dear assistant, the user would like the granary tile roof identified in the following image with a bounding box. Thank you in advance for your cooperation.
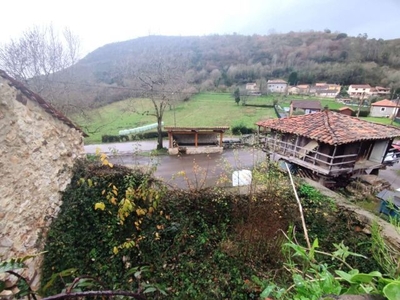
[0,69,87,136]
[256,111,400,145]
[371,99,399,107]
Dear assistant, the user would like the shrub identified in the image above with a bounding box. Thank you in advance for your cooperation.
[41,160,383,299]
[131,131,168,140]
[231,123,254,135]
[101,135,122,143]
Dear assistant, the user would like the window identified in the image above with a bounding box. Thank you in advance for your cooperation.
[380,107,386,112]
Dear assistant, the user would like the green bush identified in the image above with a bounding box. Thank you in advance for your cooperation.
[324,108,370,117]
[41,160,266,298]
[41,161,383,299]
[131,131,168,140]
[297,183,381,272]
[231,123,254,135]
[41,161,150,295]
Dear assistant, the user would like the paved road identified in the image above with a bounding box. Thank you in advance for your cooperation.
[84,138,264,189]
[380,163,400,190]
[85,140,400,190]
[107,147,265,189]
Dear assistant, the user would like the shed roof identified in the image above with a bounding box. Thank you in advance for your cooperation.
[291,100,322,110]
[256,110,400,145]
[164,126,229,132]
[0,70,87,136]
[338,106,354,111]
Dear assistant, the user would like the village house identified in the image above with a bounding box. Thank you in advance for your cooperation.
[370,99,400,118]
[0,70,86,290]
[267,79,288,94]
[348,84,391,99]
[309,83,341,98]
[374,86,390,96]
[245,82,261,96]
[289,100,322,116]
[246,82,257,91]
[288,84,310,95]
[256,111,400,185]
[348,84,372,98]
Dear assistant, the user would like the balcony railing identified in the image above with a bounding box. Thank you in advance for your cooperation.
[263,137,358,173]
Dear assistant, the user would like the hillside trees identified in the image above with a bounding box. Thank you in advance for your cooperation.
[17,32,400,111]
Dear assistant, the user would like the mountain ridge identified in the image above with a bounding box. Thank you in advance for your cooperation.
[57,31,400,108]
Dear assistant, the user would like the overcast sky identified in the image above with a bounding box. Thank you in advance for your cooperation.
[1,0,399,56]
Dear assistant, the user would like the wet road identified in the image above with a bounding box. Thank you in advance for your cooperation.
[84,139,266,189]
[85,140,400,190]
[108,148,266,189]
[380,163,400,190]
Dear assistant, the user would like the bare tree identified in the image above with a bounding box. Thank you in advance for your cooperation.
[0,24,80,108]
[136,57,187,150]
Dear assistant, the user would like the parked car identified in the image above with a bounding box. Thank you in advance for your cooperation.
[383,148,400,166]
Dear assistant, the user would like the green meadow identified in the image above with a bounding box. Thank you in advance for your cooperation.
[74,93,398,144]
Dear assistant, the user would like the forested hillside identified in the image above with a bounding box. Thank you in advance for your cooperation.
[60,31,400,107]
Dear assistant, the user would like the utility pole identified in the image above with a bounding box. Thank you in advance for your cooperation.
[356,92,365,117]
[391,90,399,125]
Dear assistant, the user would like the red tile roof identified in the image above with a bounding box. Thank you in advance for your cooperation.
[371,99,399,107]
[256,111,400,145]
[0,70,87,137]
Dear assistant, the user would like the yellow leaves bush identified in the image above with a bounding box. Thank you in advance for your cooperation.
[90,151,165,253]
[94,202,105,211]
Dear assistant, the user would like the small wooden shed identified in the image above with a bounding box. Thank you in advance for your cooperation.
[164,126,229,155]
[338,106,354,116]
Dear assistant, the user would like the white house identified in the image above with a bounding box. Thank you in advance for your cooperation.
[370,99,400,118]
[267,79,288,94]
[348,84,372,98]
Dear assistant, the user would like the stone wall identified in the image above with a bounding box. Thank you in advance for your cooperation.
[0,77,85,291]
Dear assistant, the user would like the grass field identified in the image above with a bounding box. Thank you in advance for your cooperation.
[75,93,399,144]
[77,93,277,144]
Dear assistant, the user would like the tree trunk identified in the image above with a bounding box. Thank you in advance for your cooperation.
[157,117,163,150]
